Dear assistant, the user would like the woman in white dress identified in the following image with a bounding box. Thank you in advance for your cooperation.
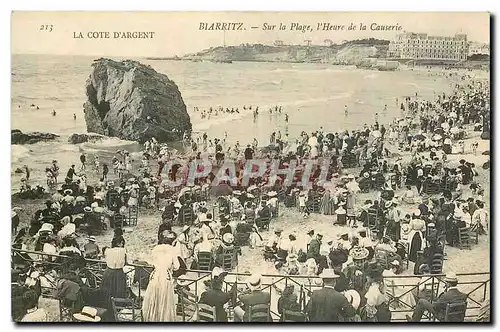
[142,231,182,322]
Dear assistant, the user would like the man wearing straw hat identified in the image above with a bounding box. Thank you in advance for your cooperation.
[306,269,355,322]
[407,272,467,322]
[234,273,271,322]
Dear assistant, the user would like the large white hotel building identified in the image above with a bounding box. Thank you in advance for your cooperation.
[388,32,468,61]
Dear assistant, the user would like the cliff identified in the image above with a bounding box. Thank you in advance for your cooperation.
[180,39,390,64]
[83,58,191,143]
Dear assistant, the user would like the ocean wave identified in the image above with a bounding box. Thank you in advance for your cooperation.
[11,145,31,163]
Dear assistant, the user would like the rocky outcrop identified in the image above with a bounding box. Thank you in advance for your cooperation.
[83,58,191,143]
[68,133,105,144]
[11,129,59,145]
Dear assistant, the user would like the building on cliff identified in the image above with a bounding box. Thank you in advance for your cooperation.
[388,32,468,61]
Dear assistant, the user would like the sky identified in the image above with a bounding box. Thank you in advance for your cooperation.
[11,11,490,57]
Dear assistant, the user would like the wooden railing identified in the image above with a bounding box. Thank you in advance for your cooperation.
[12,248,489,322]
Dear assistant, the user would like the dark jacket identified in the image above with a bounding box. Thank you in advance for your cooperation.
[434,287,468,321]
[199,288,231,322]
[240,290,271,321]
[306,286,355,322]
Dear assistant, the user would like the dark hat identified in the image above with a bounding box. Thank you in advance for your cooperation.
[307,230,315,235]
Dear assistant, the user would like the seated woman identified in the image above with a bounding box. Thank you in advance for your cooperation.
[277,285,302,321]
[214,233,236,268]
[401,185,416,204]
[362,265,391,322]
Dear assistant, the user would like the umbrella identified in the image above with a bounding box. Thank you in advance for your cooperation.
[433,134,442,141]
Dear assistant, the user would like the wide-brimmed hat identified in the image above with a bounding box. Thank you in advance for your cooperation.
[274,227,283,234]
[363,172,370,178]
[385,201,393,209]
[39,223,54,233]
[267,191,277,197]
[347,174,355,180]
[390,260,400,267]
[350,247,369,261]
[413,209,422,217]
[344,290,361,310]
[83,206,92,213]
[246,273,262,291]
[73,306,101,322]
[453,212,463,220]
[90,202,99,208]
[223,233,234,244]
[88,236,96,242]
[63,189,73,195]
[232,190,242,196]
[444,272,458,283]
[318,268,339,279]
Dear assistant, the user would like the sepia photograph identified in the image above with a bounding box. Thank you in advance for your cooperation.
[10,11,491,323]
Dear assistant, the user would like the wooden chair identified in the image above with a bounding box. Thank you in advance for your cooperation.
[235,232,251,247]
[179,288,198,322]
[58,299,76,322]
[442,302,467,322]
[281,309,307,322]
[458,227,472,250]
[113,214,125,228]
[197,303,217,322]
[374,249,389,270]
[430,256,444,275]
[128,206,138,227]
[257,215,271,231]
[222,247,237,271]
[366,208,380,231]
[110,297,139,322]
[247,303,271,322]
[197,251,213,271]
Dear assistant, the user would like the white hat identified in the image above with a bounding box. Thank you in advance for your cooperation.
[73,306,101,322]
[91,202,99,208]
[212,267,225,278]
[347,174,355,179]
[444,272,458,283]
[88,236,96,242]
[246,273,262,291]
[390,260,400,267]
[64,189,73,195]
[319,268,340,279]
[39,223,54,233]
[222,233,234,244]
[267,191,277,197]
[84,206,92,213]
[413,209,422,217]
[344,290,361,310]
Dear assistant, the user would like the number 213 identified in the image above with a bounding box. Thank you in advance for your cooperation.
[40,25,53,32]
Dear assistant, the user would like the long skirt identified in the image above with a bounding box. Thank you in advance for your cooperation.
[100,268,128,309]
[142,272,177,322]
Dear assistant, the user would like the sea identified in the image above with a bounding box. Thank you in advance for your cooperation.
[11,54,464,191]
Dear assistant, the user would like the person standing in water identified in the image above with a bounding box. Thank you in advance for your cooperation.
[52,110,56,116]
[102,164,109,182]
[344,105,348,116]
[375,113,379,122]
[285,113,289,123]
[73,113,76,120]
[23,165,30,181]
[80,153,86,171]
[383,104,388,113]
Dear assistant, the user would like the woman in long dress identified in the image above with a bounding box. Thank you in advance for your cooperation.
[100,238,128,311]
[142,231,182,322]
[407,211,426,266]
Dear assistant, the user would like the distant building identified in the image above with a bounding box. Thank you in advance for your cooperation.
[274,40,284,46]
[468,42,490,56]
[388,32,468,61]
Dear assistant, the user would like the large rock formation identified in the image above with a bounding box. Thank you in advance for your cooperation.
[11,129,59,144]
[83,58,191,143]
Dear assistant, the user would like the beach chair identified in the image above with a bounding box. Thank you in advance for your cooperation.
[430,254,444,275]
[222,247,237,271]
[197,251,213,271]
[235,232,251,247]
[197,303,217,322]
[110,297,139,322]
[281,309,307,322]
[247,303,271,322]
[178,288,198,322]
[113,214,125,229]
[127,206,138,227]
[458,227,472,250]
[442,302,467,322]
[374,249,389,270]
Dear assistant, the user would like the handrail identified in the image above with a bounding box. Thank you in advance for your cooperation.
[12,247,490,322]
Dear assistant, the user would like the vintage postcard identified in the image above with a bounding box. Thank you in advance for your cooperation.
[11,11,490,323]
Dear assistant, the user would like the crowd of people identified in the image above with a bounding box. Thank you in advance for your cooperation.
[11,74,490,322]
